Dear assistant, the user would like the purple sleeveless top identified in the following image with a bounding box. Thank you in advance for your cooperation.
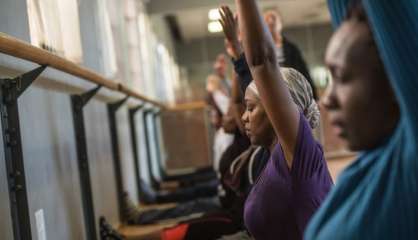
[244,113,333,240]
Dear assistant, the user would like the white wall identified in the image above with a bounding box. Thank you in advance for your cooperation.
[0,0,164,239]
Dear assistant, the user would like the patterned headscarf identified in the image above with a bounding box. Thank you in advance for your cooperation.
[305,1,418,239]
[247,67,320,129]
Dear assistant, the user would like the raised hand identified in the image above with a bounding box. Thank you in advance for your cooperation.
[235,0,300,162]
[219,5,243,59]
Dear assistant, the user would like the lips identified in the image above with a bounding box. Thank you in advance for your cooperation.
[330,118,347,138]
[332,124,345,137]
[244,128,251,136]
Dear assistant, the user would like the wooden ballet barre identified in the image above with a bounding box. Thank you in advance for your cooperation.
[0,32,119,91]
[0,32,210,112]
[118,83,166,109]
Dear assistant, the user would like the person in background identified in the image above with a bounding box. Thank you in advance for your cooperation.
[207,53,236,175]
[206,74,235,174]
[264,10,317,100]
[213,53,232,95]
[220,7,318,100]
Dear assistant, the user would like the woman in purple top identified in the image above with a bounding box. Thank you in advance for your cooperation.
[221,0,334,239]
[242,71,333,240]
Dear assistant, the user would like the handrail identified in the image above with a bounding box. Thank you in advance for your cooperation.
[0,33,119,91]
[118,83,166,108]
[0,32,207,111]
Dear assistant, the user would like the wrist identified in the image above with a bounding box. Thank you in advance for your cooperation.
[231,48,243,61]
[232,53,245,64]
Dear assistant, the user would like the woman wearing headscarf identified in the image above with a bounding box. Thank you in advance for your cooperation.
[243,70,332,240]
[305,0,417,239]
[226,0,334,239]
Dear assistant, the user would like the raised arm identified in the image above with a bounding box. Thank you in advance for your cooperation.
[230,71,246,133]
[219,6,251,96]
[235,0,300,162]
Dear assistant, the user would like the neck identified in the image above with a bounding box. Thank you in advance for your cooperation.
[273,32,283,46]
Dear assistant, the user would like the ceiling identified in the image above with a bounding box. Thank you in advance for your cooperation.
[146,0,331,41]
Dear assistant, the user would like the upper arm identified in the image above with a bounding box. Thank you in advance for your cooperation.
[236,0,301,160]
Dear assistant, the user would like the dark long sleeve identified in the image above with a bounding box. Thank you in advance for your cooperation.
[232,54,253,98]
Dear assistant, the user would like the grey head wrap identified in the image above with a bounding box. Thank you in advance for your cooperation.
[247,67,320,129]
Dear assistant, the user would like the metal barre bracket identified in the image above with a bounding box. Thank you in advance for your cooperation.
[73,85,102,108]
[129,104,144,115]
[71,85,102,240]
[108,96,129,111]
[107,96,129,222]
[0,65,46,240]
[128,104,144,201]
[142,108,162,190]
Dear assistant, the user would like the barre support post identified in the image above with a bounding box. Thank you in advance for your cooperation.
[0,65,46,240]
[71,84,102,240]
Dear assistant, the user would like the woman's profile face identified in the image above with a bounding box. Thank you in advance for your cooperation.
[322,19,400,151]
[242,90,275,147]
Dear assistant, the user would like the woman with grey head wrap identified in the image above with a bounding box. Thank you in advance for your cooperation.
[247,67,320,129]
[234,0,333,239]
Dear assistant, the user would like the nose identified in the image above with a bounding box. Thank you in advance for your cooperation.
[321,78,338,111]
[241,110,249,124]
